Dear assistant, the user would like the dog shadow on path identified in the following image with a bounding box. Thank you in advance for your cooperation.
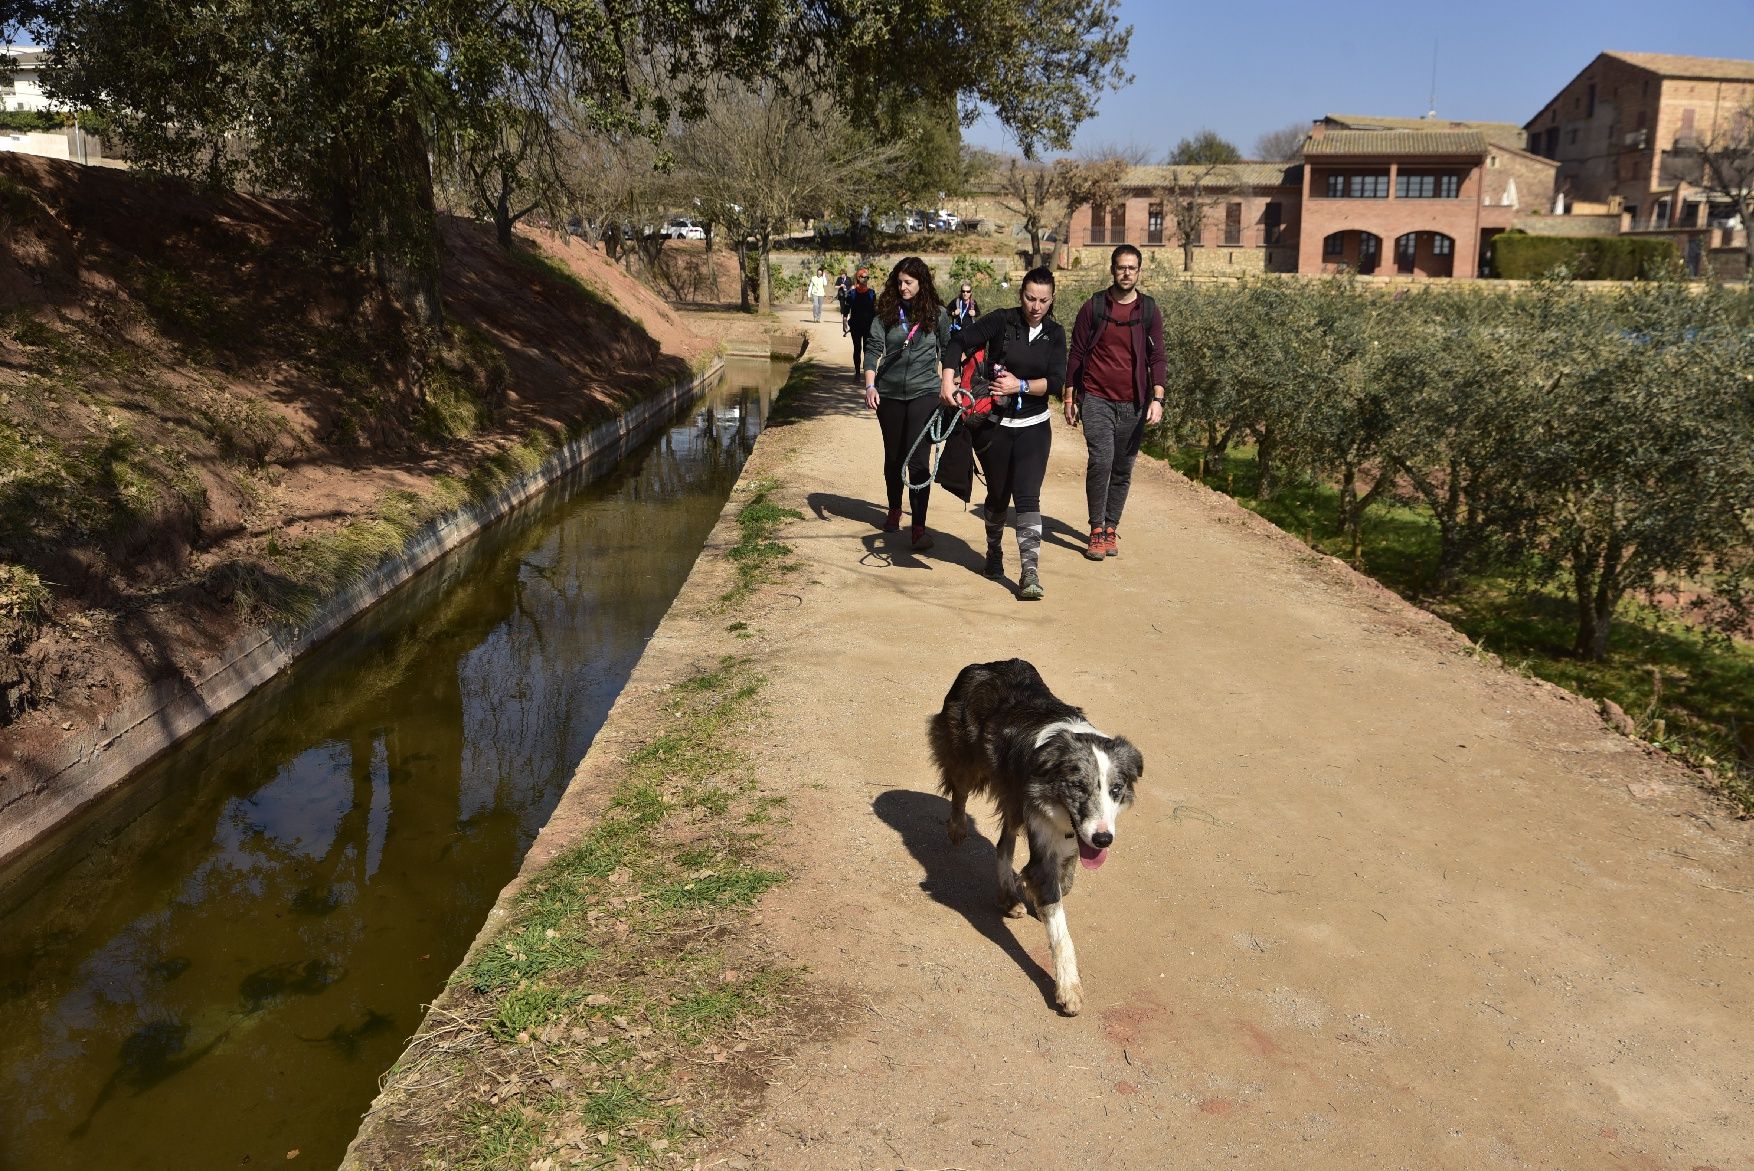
[872,789,1057,1011]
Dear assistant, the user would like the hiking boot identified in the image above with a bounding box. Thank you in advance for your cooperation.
[983,545,1004,579]
[882,507,902,532]
[1017,568,1044,601]
[1083,528,1106,561]
[1105,527,1119,558]
[910,525,934,552]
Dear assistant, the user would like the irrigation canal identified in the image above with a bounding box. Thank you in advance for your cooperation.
[0,358,789,1171]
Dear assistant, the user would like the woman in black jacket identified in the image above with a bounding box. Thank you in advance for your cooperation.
[939,266,1067,601]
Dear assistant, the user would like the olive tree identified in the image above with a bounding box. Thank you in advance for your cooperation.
[1505,279,1754,659]
[1375,289,1532,592]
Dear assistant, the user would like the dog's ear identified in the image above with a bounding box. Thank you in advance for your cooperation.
[1105,736,1143,785]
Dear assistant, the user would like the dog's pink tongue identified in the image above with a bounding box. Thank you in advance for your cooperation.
[1078,841,1108,870]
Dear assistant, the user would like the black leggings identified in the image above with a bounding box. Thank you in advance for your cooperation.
[877,395,938,524]
[981,420,1052,516]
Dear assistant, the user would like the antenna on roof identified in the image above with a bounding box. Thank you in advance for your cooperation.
[1426,38,1439,119]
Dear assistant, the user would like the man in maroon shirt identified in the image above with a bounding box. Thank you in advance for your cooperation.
[1064,244,1167,560]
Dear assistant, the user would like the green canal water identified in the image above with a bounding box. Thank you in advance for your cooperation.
[0,360,786,1170]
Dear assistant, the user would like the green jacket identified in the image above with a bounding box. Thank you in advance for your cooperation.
[865,306,953,401]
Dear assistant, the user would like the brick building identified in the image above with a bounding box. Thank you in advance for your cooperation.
[1074,163,1302,275]
[1523,51,1751,275]
[1063,115,1555,279]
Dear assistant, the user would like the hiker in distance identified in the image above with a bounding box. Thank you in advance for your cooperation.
[939,265,1067,601]
[836,270,853,334]
[865,257,953,551]
[807,266,829,322]
[846,267,877,375]
[1064,244,1167,561]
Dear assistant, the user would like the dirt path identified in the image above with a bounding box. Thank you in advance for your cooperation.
[703,304,1754,1170]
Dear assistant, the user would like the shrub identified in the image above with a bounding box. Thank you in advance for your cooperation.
[1492,233,1679,280]
[0,110,68,133]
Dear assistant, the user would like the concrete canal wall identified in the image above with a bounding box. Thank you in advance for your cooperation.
[0,361,724,870]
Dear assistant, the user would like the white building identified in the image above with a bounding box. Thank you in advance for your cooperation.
[1,47,54,113]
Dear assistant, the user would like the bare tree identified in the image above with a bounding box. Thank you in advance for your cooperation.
[1056,155,1132,253]
[1697,99,1754,276]
[997,157,1062,267]
[1155,164,1230,272]
[677,82,899,314]
[1253,121,1310,162]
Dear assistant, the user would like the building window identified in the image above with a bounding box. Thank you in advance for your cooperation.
[1108,201,1127,244]
[1323,233,1344,258]
[1325,171,1389,198]
[1146,202,1163,245]
[1432,235,1452,255]
[1395,232,1418,274]
[1396,172,1461,199]
[1089,203,1106,246]
[1586,83,1596,118]
[1223,202,1242,246]
[1263,201,1283,246]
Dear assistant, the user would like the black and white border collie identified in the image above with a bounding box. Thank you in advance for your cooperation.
[927,658,1143,1016]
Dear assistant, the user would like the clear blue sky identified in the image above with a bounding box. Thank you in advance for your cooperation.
[962,0,1754,158]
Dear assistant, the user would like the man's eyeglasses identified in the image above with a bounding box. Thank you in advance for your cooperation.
[1114,265,1140,273]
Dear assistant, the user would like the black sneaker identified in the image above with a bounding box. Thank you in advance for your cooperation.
[1017,568,1044,601]
[984,545,1004,579]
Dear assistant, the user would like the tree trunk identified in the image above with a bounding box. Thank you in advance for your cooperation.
[757,230,772,315]
[1337,462,1386,561]
[1255,425,1277,499]
[705,223,720,299]
[1572,556,1611,660]
[494,184,514,250]
[365,104,443,330]
[1027,228,1043,269]
[1398,456,1468,592]
[1572,537,1624,661]
[1181,242,1194,272]
[736,239,752,311]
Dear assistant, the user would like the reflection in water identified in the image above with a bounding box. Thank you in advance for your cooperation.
[0,363,780,1171]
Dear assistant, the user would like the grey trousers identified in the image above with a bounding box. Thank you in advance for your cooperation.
[1081,395,1145,529]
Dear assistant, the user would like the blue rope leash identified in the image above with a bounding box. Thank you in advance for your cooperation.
[902,391,975,491]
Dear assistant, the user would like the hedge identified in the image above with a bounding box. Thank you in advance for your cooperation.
[0,110,70,133]
[1492,232,1679,280]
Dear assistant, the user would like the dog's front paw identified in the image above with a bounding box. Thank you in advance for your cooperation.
[946,814,968,846]
[1056,981,1084,1016]
[998,889,1027,918]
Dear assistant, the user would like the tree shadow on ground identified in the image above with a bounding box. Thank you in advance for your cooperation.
[871,788,1056,1011]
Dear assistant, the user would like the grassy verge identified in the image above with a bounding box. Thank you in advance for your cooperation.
[1157,440,1754,813]
[382,651,800,1170]
[360,370,816,1168]
[720,477,802,604]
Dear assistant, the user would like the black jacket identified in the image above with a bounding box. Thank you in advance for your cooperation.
[941,307,1068,420]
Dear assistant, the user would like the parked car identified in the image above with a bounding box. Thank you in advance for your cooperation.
[929,210,961,231]
[662,218,706,240]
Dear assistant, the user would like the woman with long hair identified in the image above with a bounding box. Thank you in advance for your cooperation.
[864,256,952,550]
[939,266,1067,600]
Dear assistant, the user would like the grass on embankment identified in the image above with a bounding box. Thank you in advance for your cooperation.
[1154,441,1754,815]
